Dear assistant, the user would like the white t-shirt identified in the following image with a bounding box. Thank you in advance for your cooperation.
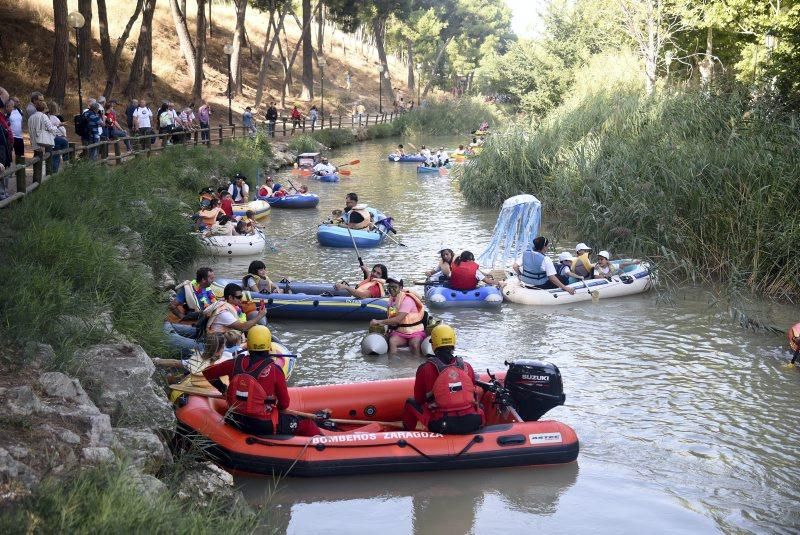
[228,183,247,202]
[133,107,153,128]
[313,163,336,174]
[542,255,557,277]
[208,310,237,332]
[240,182,249,200]
[9,109,23,138]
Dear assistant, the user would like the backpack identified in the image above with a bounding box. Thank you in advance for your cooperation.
[74,111,90,138]
[427,357,479,415]
[226,356,278,421]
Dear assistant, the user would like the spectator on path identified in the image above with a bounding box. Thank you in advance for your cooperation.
[290,105,302,130]
[198,101,211,143]
[344,70,351,91]
[28,100,62,169]
[81,102,103,160]
[265,102,278,137]
[26,91,44,120]
[105,100,132,152]
[0,87,12,199]
[46,100,69,172]
[5,96,23,159]
[167,102,185,143]
[157,102,175,146]
[243,106,256,136]
[96,96,107,139]
[133,98,155,148]
[125,98,138,130]
[356,102,366,126]
[180,103,199,133]
[309,105,318,129]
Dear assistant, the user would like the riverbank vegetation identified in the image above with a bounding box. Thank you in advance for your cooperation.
[462,1,800,300]
[0,139,271,370]
[0,462,261,534]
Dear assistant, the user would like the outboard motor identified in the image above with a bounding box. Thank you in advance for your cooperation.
[504,359,566,421]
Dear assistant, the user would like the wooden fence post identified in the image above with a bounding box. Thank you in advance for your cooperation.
[67,142,77,163]
[338,116,342,129]
[43,149,52,178]
[32,153,43,186]
[302,118,306,132]
[283,118,287,136]
[329,116,333,129]
[114,141,121,164]
[193,130,199,146]
[218,125,224,145]
[232,125,236,138]
[15,156,26,193]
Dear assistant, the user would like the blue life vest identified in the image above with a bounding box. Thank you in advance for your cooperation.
[519,251,548,287]
[555,264,570,284]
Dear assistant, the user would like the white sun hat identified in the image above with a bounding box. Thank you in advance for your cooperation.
[575,242,591,253]
[597,250,611,259]
[558,252,573,263]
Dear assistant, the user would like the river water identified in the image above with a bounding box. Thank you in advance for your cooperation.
[199,137,800,534]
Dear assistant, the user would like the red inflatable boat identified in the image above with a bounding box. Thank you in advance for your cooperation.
[174,360,579,477]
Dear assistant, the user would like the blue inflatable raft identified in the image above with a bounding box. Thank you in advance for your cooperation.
[316,173,340,183]
[417,164,452,173]
[261,193,320,209]
[212,279,389,320]
[317,208,393,249]
[425,284,503,308]
[387,154,426,163]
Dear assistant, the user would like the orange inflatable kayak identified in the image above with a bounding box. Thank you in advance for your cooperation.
[174,360,580,477]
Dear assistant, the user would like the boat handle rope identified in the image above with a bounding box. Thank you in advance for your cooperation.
[245,435,484,459]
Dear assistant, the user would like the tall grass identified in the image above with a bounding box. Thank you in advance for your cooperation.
[392,97,502,137]
[0,462,265,534]
[460,80,800,299]
[0,139,272,368]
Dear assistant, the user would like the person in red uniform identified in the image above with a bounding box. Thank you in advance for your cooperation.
[203,325,321,436]
[402,324,484,434]
[335,263,387,298]
[448,250,499,291]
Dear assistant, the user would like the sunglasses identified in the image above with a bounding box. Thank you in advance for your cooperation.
[232,294,243,299]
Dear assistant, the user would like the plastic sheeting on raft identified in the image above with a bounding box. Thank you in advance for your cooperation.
[478,194,542,268]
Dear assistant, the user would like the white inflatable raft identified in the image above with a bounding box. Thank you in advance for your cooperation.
[198,229,268,256]
[503,261,652,305]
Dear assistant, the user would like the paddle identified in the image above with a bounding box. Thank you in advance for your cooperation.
[168,384,404,428]
[346,225,365,267]
[337,159,361,168]
[373,224,406,247]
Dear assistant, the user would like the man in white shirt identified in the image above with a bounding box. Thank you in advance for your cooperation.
[227,174,249,203]
[312,157,337,175]
[133,100,155,148]
[6,97,24,158]
[207,283,267,333]
[437,146,450,166]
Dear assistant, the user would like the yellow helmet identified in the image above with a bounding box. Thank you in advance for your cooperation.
[430,324,456,351]
[247,325,272,351]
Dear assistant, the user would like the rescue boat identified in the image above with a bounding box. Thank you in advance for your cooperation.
[174,360,579,477]
[503,260,652,305]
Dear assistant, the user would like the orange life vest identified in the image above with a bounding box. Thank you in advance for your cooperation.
[426,356,480,419]
[356,278,385,296]
[389,291,425,334]
[226,356,280,426]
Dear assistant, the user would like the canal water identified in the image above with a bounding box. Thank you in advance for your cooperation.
[199,137,800,534]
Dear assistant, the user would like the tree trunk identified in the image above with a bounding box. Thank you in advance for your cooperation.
[169,0,196,76]
[698,26,714,88]
[422,37,453,97]
[300,0,313,100]
[231,0,248,94]
[406,39,415,94]
[255,5,287,108]
[317,3,324,54]
[372,17,395,105]
[97,0,113,76]
[125,0,157,97]
[102,0,144,98]
[46,0,69,103]
[193,0,207,100]
[78,0,92,78]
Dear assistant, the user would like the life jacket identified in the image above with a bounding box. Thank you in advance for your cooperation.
[199,207,221,226]
[519,251,548,287]
[208,302,248,333]
[242,273,271,292]
[346,205,372,230]
[259,185,271,197]
[572,253,593,278]
[593,263,613,279]
[449,260,480,290]
[425,356,480,419]
[226,355,280,426]
[388,291,425,334]
[555,263,571,284]
[356,278,385,296]
[177,279,215,312]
